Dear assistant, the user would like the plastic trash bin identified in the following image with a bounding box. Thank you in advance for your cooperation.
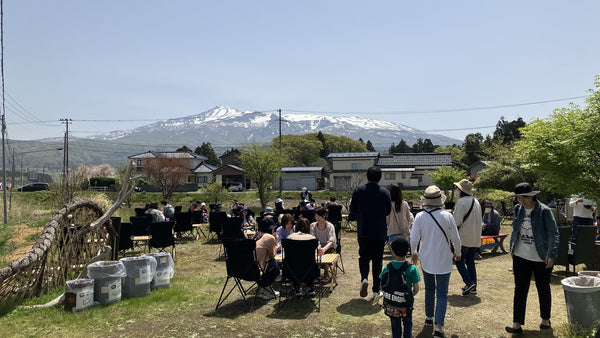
[120,256,157,298]
[578,271,600,278]
[144,252,175,290]
[87,261,127,305]
[561,275,600,329]
[64,278,95,312]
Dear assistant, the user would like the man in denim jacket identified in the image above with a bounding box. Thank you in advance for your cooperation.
[505,182,559,334]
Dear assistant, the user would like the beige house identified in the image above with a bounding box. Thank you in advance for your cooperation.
[377,153,454,188]
[326,152,379,191]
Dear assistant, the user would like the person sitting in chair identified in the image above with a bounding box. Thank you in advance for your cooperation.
[310,206,337,282]
[145,202,165,223]
[286,218,317,297]
[253,217,281,300]
[482,202,501,236]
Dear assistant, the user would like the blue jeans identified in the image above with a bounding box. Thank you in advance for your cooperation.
[390,311,413,338]
[455,246,478,286]
[422,270,450,326]
[571,216,593,243]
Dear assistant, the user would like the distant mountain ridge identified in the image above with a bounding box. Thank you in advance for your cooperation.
[90,106,459,150]
[12,106,460,172]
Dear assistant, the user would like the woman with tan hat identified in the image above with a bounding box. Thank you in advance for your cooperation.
[410,185,461,338]
[452,179,482,296]
[505,182,559,334]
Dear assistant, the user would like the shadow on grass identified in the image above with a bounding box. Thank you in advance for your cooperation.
[204,295,271,318]
[336,298,382,316]
[447,294,481,307]
[0,299,17,317]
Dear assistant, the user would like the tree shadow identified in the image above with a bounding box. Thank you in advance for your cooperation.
[336,298,382,317]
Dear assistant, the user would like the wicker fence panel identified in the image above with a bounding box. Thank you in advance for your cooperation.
[0,200,112,303]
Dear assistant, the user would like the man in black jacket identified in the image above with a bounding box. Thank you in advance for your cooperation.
[350,166,392,300]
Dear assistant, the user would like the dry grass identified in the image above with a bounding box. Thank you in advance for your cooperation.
[1,220,594,337]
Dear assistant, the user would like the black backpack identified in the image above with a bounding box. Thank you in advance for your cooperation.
[380,261,414,317]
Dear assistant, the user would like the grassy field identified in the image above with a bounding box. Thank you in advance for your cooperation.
[0,192,597,337]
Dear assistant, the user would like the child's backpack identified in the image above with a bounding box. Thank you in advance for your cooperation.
[380,261,414,317]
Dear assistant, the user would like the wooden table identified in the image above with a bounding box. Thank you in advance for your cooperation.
[131,235,151,253]
[192,224,206,240]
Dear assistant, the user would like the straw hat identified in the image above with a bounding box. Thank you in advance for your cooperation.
[454,179,473,196]
[423,185,446,207]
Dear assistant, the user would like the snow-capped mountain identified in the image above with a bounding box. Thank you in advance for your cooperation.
[91,106,459,150]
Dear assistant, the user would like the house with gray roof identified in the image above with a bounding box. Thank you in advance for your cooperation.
[376,153,454,188]
[273,167,325,191]
[326,152,380,190]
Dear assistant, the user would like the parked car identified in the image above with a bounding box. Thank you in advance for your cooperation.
[229,182,244,192]
[17,182,50,192]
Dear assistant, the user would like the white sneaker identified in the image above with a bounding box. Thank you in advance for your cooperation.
[372,291,383,305]
[360,279,368,297]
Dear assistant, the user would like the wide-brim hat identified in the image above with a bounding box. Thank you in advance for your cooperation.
[484,201,493,208]
[423,185,446,207]
[454,179,473,196]
[276,198,283,203]
[258,217,277,233]
[509,182,540,197]
[263,207,275,215]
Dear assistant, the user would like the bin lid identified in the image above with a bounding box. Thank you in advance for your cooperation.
[561,276,600,293]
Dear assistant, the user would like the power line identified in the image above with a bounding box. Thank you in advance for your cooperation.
[285,95,588,115]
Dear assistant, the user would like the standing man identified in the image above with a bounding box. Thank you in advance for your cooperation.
[568,194,596,243]
[350,166,392,301]
[452,179,482,296]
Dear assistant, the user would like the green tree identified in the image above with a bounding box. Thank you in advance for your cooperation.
[276,134,323,166]
[365,140,376,152]
[493,117,527,145]
[202,181,229,204]
[412,138,424,153]
[240,142,286,208]
[423,138,436,153]
[176,145,192,152]
[515,76,600,200]
[194,142,220,166]
[428,166,466,202]
[463,133,484,167]
[390,139,412,153]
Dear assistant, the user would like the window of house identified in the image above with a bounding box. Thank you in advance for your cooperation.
[136,159,142,167]
[198,176,207,183]
[384,173,396,180]
[351,163,361,170]
[401,172,406,179]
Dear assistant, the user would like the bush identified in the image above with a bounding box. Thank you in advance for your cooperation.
[89,177,116,187]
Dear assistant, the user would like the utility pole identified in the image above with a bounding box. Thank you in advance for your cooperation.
[1,0,7,224]
[60,118,71,182]
[278,108,282,196]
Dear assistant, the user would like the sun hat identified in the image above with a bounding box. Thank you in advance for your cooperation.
[258,217,277,233]
[422,185,446,207]
[240,205,248,211]
[509,182,540,197]
[263,207,275,215]
[231,199,237,203]
[454,179,473,196]
[276,198,283,203]
[484,201,493,208]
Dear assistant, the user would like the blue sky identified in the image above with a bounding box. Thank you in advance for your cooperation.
[3,1,599,145]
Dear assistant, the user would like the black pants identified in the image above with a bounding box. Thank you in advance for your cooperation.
[512,255,553,325]
[358,237,386,293]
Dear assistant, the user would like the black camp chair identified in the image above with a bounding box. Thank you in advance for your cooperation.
[148,221,176,261]
[326,204,345,273]
[568,226,597,273]
[222,217,245,240]
[173,212,195,241]
[278,238,323,311]
[554,226,571,274]
[117,222,134,258]
[215,238,277,312]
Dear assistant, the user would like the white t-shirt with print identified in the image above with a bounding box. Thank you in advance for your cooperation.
[513,208,543,262]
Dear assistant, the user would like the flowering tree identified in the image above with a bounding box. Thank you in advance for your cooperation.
[142,154,190,199]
